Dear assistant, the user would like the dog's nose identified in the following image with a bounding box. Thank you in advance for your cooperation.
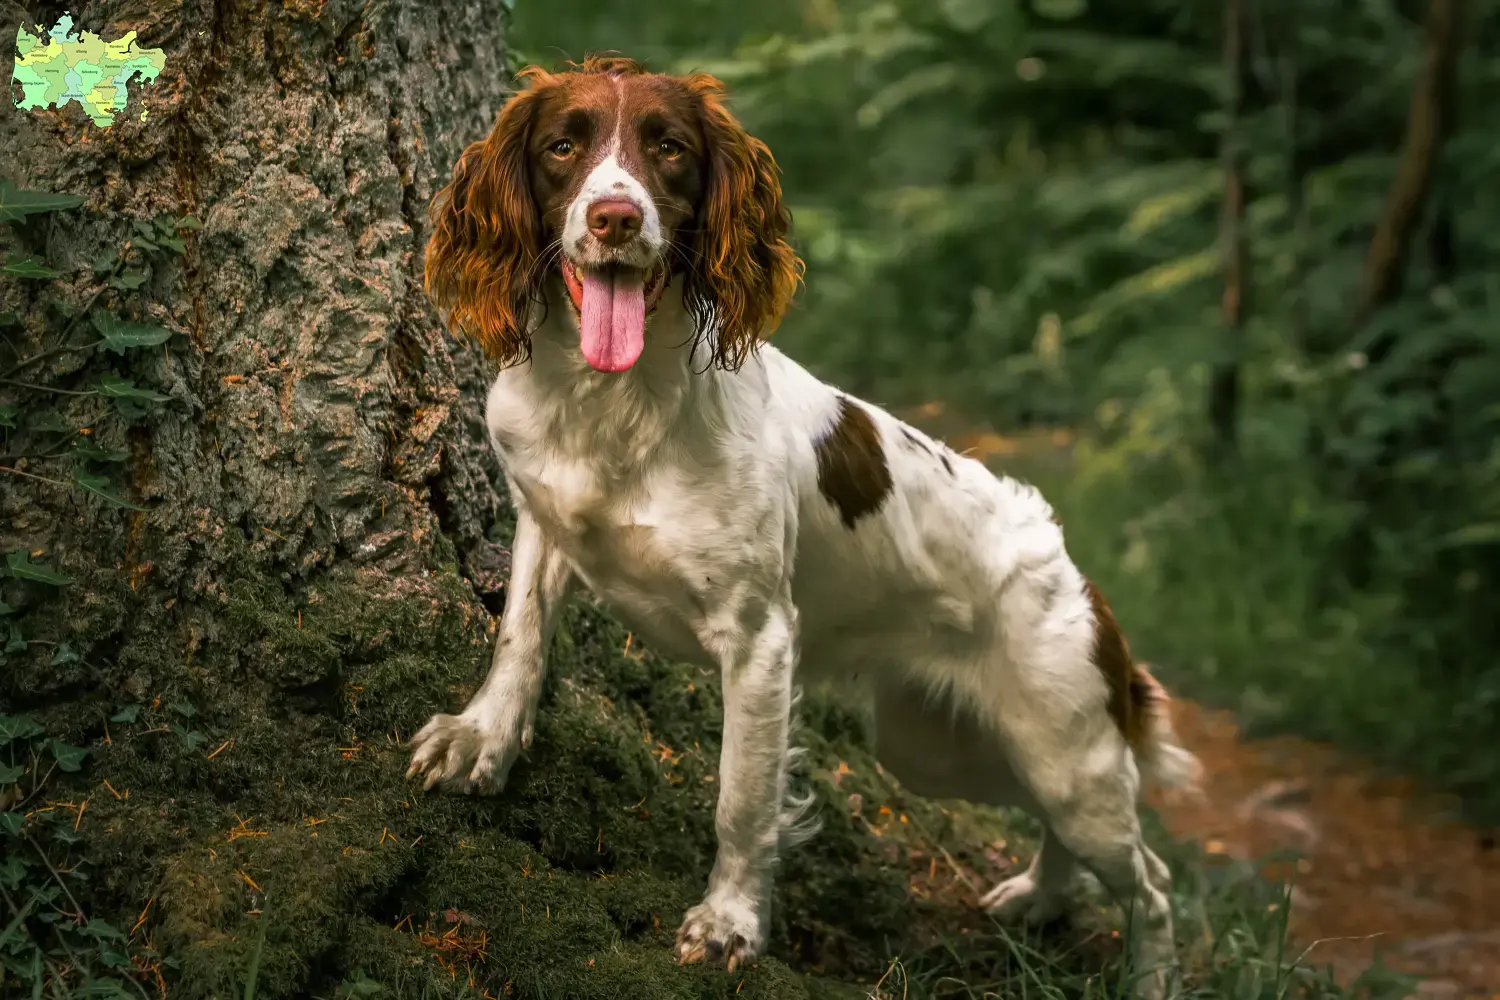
[587,199,642,246]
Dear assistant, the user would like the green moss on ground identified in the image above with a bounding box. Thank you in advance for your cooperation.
[2,540,1379,999]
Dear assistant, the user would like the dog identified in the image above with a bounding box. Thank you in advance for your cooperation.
[406,56,1200,998]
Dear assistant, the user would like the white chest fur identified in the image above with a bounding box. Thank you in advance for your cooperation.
[483,353,792,664]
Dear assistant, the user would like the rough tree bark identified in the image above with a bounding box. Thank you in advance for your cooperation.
[2,0,515,617]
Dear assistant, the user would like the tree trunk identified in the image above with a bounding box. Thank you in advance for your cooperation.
[1352,0,1461,345]
[1208,0,1251,455]
[0,0,518,993]
[2,0,515,670]
[1337,0,1463,589]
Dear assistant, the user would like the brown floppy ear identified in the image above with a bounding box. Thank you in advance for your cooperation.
[424,82,546,365]
[681,74,804,370]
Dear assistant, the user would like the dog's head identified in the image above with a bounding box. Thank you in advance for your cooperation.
[424,56,803,373]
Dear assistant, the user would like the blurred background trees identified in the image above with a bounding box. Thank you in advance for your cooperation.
[515,0,1500,816]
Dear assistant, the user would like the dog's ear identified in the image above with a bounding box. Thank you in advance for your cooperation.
[680,74,804,370]
[425,79,548,365]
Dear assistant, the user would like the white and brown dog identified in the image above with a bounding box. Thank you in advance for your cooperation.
[407,56,1199,997]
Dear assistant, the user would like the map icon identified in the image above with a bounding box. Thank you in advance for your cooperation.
[11,12,167,127]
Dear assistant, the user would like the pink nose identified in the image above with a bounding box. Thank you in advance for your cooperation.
[587,199,642,246]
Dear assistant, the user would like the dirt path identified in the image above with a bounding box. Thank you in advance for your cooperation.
[917,409,1500,998]
[1148,701,1500,998]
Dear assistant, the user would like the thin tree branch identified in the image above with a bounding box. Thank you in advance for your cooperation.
[1354,0,1462,344]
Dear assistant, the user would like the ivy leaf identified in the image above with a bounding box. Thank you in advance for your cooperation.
[48,643,80,666]
[0,713,43,744]
[106,269,148,291]
[97,374,170,402]
[48,739,88,772]
[130,219,159,251]
[174,726,205,752]
[157,235,187,254]
[5,551,72,585]
[0,812,23,837]
[0,404,17,428]
[5,624,25,653]
[84,918,127,942]
[92,250,121,274]
[177,215,204,230]
[0,763,24,785]
[169,701,196,718]
[110,704,141,724]
[76,473,150,511]
[99,945,131,968]
[72,439,129,462]
[92,310,173,353]
[0,256,62,280]
[0,180,85,221]
[29,412,72,433]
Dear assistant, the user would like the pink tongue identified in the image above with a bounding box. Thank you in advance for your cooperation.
[580,267,646,372]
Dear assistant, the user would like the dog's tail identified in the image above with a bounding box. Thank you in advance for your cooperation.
[1127,663,1202,790]
[1085,578,1202,791]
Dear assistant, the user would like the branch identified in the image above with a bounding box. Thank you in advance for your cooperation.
[1353,0,1462,343]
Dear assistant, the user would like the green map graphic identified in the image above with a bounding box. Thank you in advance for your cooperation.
[11,13,167,127]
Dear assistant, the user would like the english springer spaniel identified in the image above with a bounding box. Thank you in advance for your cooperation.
[407,56,1199,998]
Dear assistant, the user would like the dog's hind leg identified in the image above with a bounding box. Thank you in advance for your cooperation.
[976,657,1178,999]
[873,679,1079,921]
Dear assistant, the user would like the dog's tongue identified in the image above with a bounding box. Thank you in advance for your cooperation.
[580,267,646,372]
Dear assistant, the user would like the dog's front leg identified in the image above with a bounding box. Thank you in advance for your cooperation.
[676,595,798,971]
[407,509,575,794]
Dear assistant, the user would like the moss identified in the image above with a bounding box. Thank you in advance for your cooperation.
[11,544,1110,999]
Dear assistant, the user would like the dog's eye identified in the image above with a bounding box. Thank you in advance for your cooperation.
[657,139,684,159]
[548,139,574,158]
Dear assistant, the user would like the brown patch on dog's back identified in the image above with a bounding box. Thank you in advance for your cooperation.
[1084,578,1157,751]
[815,397,893,529]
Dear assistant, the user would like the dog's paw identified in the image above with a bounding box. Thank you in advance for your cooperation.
[673,895,763,972]
[406,710,527,794]
[979,872,1067,924]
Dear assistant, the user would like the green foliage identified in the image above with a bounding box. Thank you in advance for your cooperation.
[0,187,196,623]
[0,184,201,998]
[0,711,160,999]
